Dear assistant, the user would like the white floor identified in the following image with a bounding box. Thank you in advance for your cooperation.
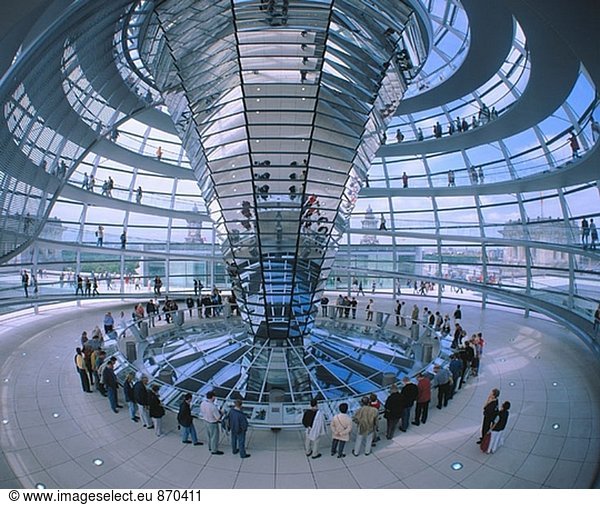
[0,296,599,489]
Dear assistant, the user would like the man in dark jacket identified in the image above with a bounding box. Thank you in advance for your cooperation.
[177,393,203,446]
[399,376,419,432]
[133,375,153,429]
[102,359,119,413]
[449,354,463,398]
[384,384,403,439]
[227,399,250,458]
[146,299,156,327]
[186,296,195,318]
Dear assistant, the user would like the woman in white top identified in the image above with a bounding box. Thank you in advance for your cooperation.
[330,403,352,458]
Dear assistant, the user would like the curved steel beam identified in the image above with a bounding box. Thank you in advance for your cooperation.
[394,0,514,114]
[361,145,600,197]
[379,0,581,157]
[344,227,600,262]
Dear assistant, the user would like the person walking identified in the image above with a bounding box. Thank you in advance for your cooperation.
[590,218,598,250]
[96,225,104,246]
[581,218,590,248]
[21,270,29,298]
[477,388,500,444]
[228,399,250,458]
[569,132,580,158]
[177,393,203,446]
[365,299,374,322]
[200,391,224,455]
[453,304,462,324]
[394,300,401,326]
[330,403,352,458]
[447,170,455,187]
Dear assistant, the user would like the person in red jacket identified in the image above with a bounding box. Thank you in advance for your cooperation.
[412,372,432,426]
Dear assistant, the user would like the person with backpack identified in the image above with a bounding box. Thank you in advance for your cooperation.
[303,398,326,459]
[177,393,203,446]
[226,399,250,458]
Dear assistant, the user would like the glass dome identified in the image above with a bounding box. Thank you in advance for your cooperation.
[0,0,598,406]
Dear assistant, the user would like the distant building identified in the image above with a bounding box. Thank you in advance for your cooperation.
[360,205,379,245]
[500,217,574,268]
[185,204,206,243]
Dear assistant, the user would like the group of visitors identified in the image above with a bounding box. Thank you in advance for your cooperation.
[113,289,238,333]
[20,270,39,298]
[80,341,252,457]
[477,388,511,454]
[74,273,100,296]
[303,371,506,459]
[430,107,497,140]
[581,217,598,250]
[73,327,108,398]
[74,298,509,464]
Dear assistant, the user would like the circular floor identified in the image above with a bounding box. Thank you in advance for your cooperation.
[0,296,599,489]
